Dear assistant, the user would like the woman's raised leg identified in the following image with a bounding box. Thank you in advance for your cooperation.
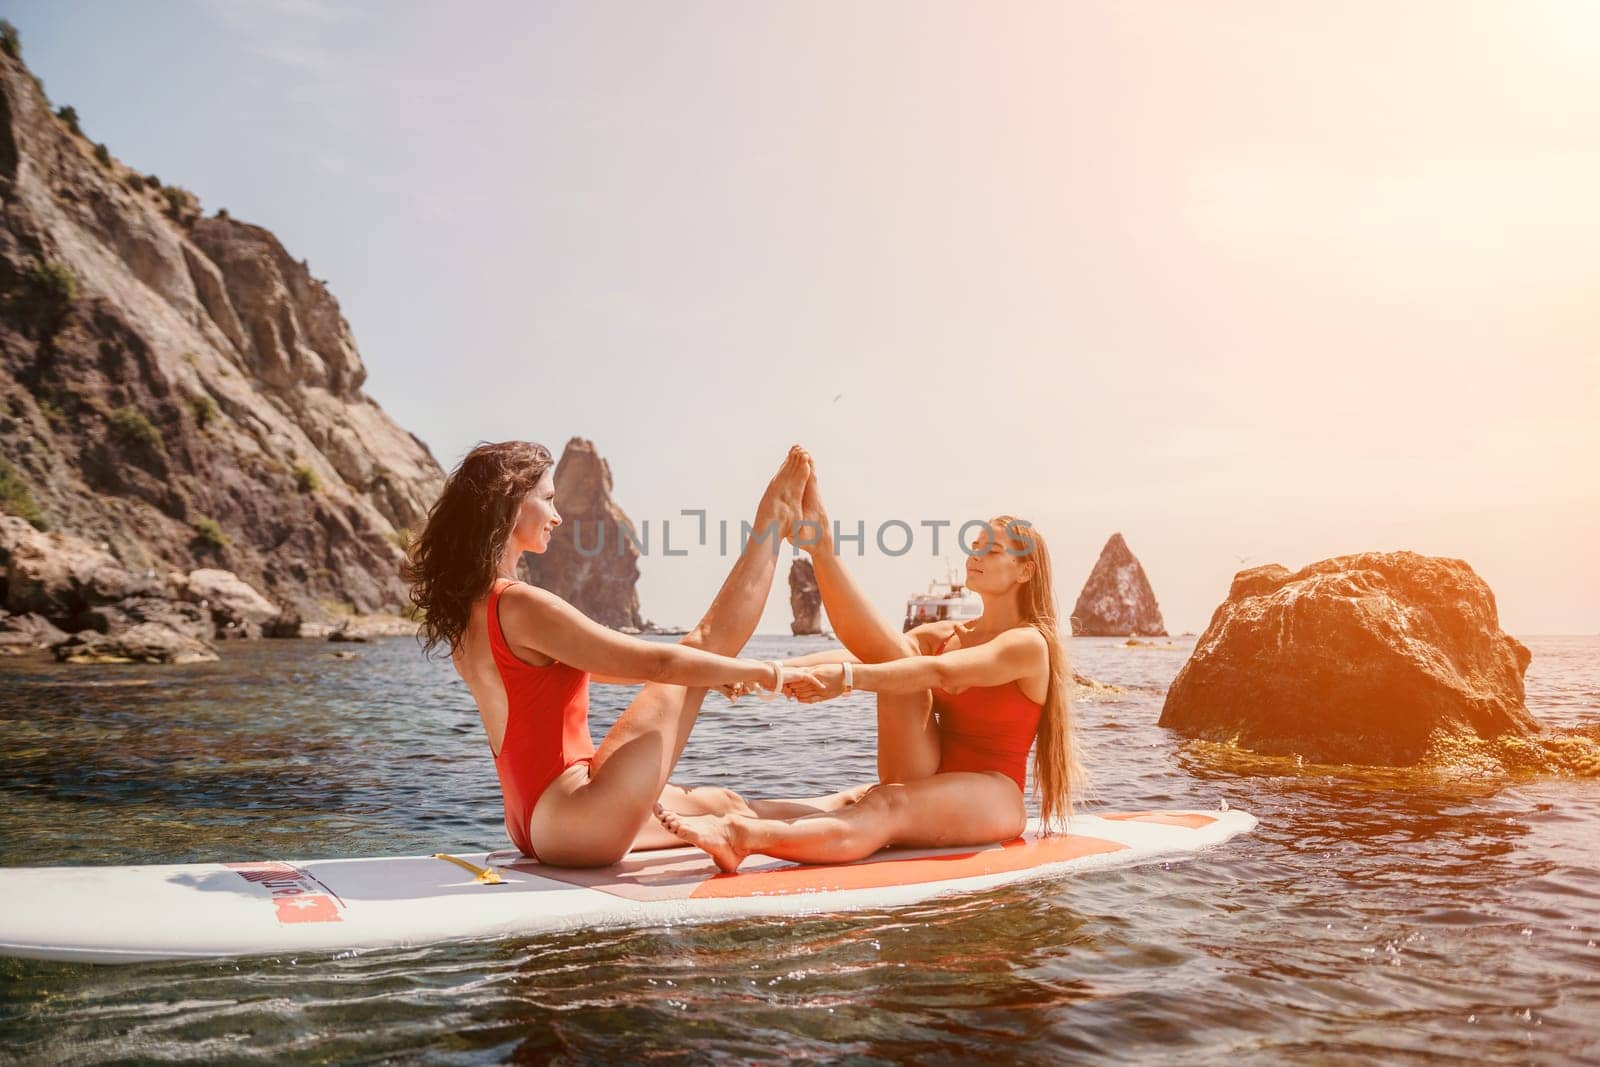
[657,772,1026,872]
[794,468,940,783]
[529,448,808,866]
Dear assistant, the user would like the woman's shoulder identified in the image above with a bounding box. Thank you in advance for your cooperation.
[1004,622,1052,653]
[490,581,570,634]
[487,581,564,665]
[981,622,1051,662]
[495,580,562,609]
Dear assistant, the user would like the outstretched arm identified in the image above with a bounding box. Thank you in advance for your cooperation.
[782,648,859,668]
[784,628,1046,702]
[499,584,778,690]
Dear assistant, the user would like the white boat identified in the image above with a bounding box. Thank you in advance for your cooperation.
[903,570,983,631]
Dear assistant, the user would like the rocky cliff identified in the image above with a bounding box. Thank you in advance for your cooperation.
[1070,533,1167,636]
[520,437,645,631]
[789,557,821,635]
[0,38,441,630]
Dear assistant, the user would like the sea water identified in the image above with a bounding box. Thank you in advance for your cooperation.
[1,634,1597,1063]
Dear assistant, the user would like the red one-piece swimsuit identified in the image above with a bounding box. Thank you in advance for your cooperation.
[930,630,1043,791]
[485,579,596,858]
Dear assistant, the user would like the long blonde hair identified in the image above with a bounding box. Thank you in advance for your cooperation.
[993,515,1083,832]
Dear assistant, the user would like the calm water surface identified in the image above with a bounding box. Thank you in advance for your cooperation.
[2,633,1598,1064]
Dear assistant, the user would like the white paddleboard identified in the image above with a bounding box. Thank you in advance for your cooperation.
[0,809,1256,964]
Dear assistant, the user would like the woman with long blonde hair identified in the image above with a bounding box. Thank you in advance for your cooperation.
[658,465,1083,872]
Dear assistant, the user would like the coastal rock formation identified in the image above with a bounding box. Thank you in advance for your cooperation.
[0,512,290,653]
[0,41,442,637]
[1158,552,1538,765]
[174,567,280,639]
[0,609,64,654]
[789,558,822,635]
[1071,533,1167,636]
[53,622,217,664]
[520,438,644,631]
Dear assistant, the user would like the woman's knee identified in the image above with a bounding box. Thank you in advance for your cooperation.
[860,783,912,823]
[671,784,746,817]
[996,784,1027,838]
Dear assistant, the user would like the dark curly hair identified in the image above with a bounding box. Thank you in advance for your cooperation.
[403,440,555,658]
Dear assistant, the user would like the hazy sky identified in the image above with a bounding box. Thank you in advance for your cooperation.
[11,1,1597,634]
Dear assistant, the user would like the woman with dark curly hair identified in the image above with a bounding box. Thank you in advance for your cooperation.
[406,442,840,867]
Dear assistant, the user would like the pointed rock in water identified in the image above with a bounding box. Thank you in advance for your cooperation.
[789,558,822,635]
[521,438,644,631]
[1158,551,1538,766]
[0,44,441,630]
[1071,533,1167,636]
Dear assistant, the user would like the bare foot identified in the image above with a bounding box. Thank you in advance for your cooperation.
[790,462,832,555]
[655,803,751,873]
[753,445,809,547]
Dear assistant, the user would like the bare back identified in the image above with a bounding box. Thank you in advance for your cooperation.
[452,587,555,758]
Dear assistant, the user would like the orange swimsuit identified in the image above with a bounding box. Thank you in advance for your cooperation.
[930,631,1043,791]
[485,579,596,858]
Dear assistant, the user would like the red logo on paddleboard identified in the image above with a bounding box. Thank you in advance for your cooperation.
[226,861,344,924]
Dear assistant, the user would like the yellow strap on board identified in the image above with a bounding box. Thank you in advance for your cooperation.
[432,853,505,885]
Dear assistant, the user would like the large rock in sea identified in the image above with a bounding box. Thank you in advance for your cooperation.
[1071,533,1167,636]
[1159,551,1538,765]
[0,43,442,625]
[521,438,644,631]
[790,558,822,635]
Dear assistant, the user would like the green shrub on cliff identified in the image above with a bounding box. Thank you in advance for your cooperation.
[192,517,229,550]
[0,458,46,530]
[293,463,322,493]
[20,262,76,336]
[108,406,163,452]
[94,142,111,166]
[1,20,20,60]
[55,105,80,135]
[188,393,217,428]
[160,185,192,216]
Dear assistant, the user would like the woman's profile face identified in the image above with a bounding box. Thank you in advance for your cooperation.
[964,521,1034,596]
[513,468,561,554]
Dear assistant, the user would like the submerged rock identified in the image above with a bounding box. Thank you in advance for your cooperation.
[521,438,644,630]
[1159,552,1537,765]
[789,558,822,635]
[1071,533,1167,636]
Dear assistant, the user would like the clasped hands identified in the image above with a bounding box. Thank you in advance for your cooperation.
[717,663,848,705]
